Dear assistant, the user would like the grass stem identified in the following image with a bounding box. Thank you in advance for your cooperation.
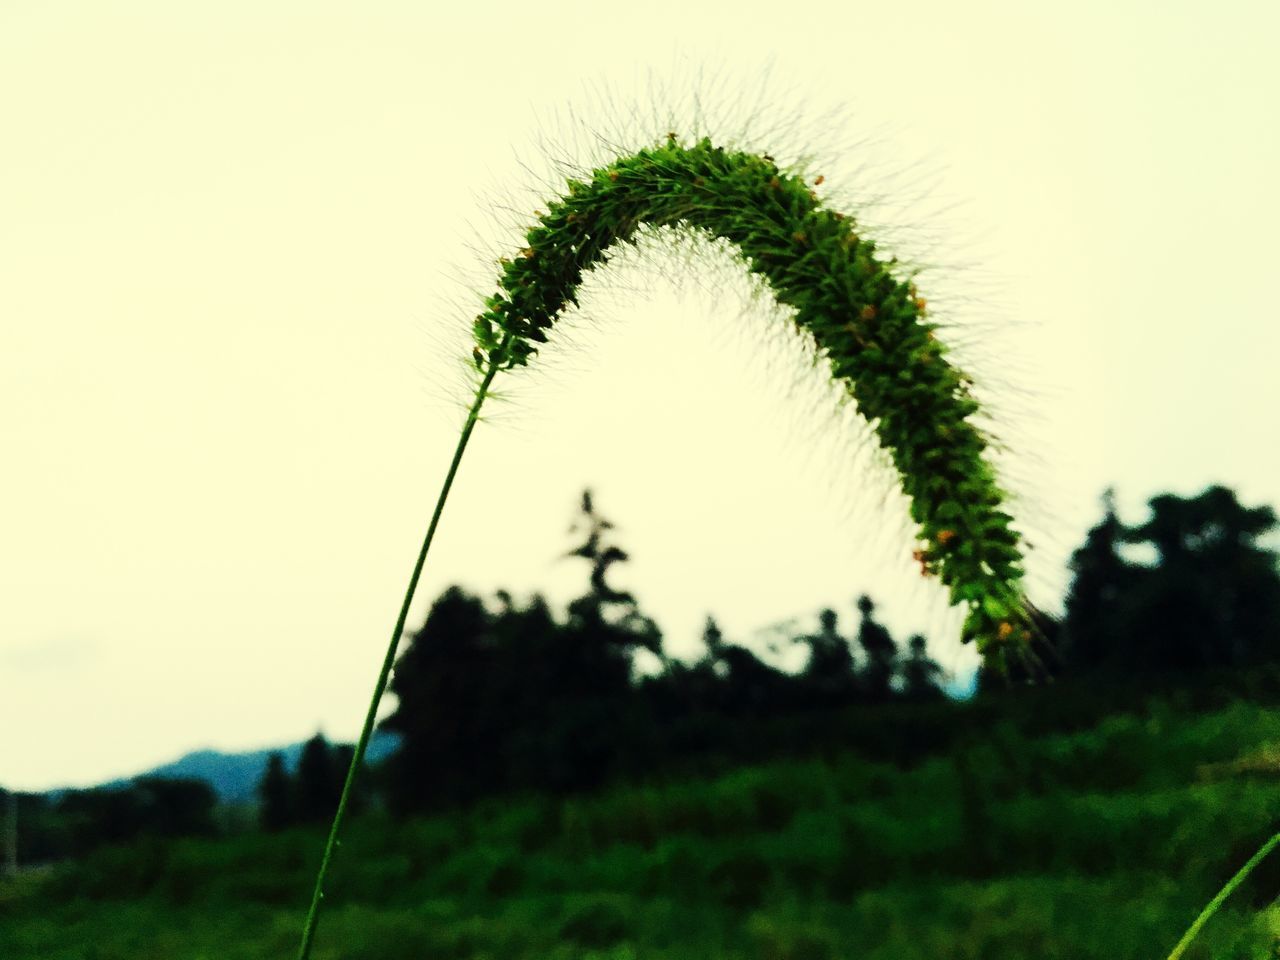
[1165,829,1280,960]
[295,343,508,960]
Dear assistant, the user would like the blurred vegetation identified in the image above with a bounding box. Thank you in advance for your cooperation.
[7,694,1280,956]
[2,482,1279,956]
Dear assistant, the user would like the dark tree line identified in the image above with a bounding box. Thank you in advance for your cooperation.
[5,777,216,864]
[377,491,947,813]
[258,733,365,831]
[1061,485,1280,675]
[371,483,1280,814]
[14,481,1273,858]
[23,482,1272,857]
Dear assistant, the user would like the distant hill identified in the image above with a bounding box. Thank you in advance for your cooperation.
[96,732,401,805]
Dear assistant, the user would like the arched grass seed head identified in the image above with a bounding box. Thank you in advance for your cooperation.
[296,133,1041,960]
[474,137,1037,663]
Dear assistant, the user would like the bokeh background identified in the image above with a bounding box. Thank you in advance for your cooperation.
[3,0,1276,790]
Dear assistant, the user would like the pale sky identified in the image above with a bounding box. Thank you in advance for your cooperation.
[3,1,1277,791]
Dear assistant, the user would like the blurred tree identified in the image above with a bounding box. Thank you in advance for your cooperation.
[504,491,664,792]
[56,787,148,852]
[900,634,945,701]
[700,615,726,662]
[381,585,498,811]
[567,489,634,607]
[631,623,721,783]
[639,616,728,734]
[487,592,605,792]
[564,489,662,658]
[10,792,61,866]
[132,777,216,838]
[710,636,795,716]
[51,778,216,855]
[855,595,899,701]
[296,733,337,823]
[1063,484,1280,675]
[1062,488,1140,670]
[1123,485,1280,671]
[800,608,857,705]
[258,752,295,831]
[4,787,16,877]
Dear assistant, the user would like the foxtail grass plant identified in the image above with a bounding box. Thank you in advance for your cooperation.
[295,134,1043,958]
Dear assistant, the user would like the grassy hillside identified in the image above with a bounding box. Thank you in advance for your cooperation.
[6,692,1280,958]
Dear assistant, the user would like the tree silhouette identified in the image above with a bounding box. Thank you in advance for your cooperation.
[701,615,726,661]
[900,634,945,701]
[56,788,148,851]
[132,777,216,838]
[564,489,662,659]
[488,591,614,793]
[259,752,295,831]
[1123,485,1280,671]
[855,595,898,701]
[800,608,857,705]
[380,493,669,807]
[381,585,498,810]
[1062,488,1141,671]
[1062,484,1280,676]
[296,734,338,824]
[504,491,663,791]
[567,489,634,607]
[48,778,215,854]
[643,615,730,728]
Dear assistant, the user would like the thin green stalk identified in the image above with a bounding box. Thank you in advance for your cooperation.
[1165,830,1280,960]
[294,136,1042,956]
[296,341,509,960]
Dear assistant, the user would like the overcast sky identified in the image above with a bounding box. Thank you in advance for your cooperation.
[3,1,1277,791]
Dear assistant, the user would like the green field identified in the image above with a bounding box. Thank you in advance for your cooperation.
[7,692,1280,959]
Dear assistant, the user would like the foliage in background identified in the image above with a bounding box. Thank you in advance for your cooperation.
[1062,484,1280,674]
[13,482,1278,855]
[9,691,1280,958]
[258,736,368,833]
[5,778,216,865]
[379,491,947,813]
[294,132,1053,954]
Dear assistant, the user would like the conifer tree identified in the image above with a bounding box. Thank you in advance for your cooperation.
[1123,485,1280,670]
[1063,488,1138,670]
[565,489,662,658]
[259,752,295,832]
[296,734,337,824]
[381,586,497,810]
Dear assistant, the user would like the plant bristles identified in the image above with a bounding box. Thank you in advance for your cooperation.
[296,78,1054,954]
[470,136,1037,663]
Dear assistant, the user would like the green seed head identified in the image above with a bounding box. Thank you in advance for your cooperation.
[475,138,1037,663]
